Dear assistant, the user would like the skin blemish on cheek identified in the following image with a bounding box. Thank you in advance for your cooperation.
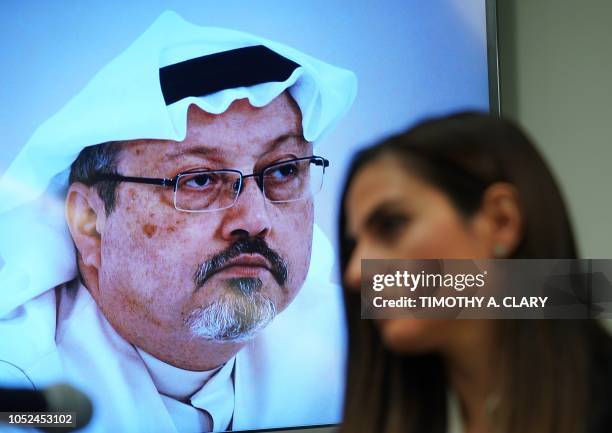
[159,193,174,207]
[143,224,158,238]
[121,293,163,328]
[128,188,137,200]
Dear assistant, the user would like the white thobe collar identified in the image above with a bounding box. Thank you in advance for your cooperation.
[137,347,235,432]
[59,281,235,432]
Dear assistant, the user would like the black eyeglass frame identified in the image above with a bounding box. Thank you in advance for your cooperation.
[90,155,329,212]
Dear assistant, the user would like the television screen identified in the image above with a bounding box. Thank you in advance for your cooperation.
[0,1,495,432]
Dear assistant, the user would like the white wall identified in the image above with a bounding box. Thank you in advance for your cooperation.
[498,0,612,257]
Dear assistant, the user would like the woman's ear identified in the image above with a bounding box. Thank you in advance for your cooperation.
[65,183,106,271]
[471,182,524,258]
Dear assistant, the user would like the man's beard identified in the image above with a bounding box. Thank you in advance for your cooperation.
[185,238,288,342]
[185,277,277,342]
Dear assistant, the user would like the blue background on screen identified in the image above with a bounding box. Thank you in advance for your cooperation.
[0,2,490,430]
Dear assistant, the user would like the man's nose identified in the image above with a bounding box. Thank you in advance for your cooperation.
[220,176,272,240]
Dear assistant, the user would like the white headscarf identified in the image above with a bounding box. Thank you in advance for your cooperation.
[0,11,357,316]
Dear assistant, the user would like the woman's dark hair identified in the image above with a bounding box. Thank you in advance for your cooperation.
[338,112,612,433]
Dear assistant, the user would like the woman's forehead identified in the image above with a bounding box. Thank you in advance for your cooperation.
[345,157,442,234]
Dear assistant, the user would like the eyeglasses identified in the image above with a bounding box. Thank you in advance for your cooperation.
[91,156,329,212]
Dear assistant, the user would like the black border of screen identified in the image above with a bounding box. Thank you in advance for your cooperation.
[487,0,501,115]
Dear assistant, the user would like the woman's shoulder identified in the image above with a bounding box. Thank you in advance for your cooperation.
[587,323,612,433]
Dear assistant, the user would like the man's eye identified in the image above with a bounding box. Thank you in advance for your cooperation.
[268,163,299,180]
[183,173,215,189]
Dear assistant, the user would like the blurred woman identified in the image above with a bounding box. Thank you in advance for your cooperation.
[339,112,612,433]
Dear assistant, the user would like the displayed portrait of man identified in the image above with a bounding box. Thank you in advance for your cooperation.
[0,11,356,433]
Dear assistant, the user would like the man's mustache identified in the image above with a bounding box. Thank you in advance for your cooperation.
[194,238,288,289]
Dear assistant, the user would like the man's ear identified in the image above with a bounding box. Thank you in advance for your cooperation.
[65,183,106,271]
[471,182,524,258]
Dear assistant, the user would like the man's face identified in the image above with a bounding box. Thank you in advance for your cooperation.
[94,93,314,353]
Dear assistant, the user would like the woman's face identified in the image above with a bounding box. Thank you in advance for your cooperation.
[344,154,494,354]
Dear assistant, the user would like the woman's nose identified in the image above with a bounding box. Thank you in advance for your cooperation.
[344,245,363,292]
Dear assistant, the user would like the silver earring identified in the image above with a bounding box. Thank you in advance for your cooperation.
[493,244,508,258]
